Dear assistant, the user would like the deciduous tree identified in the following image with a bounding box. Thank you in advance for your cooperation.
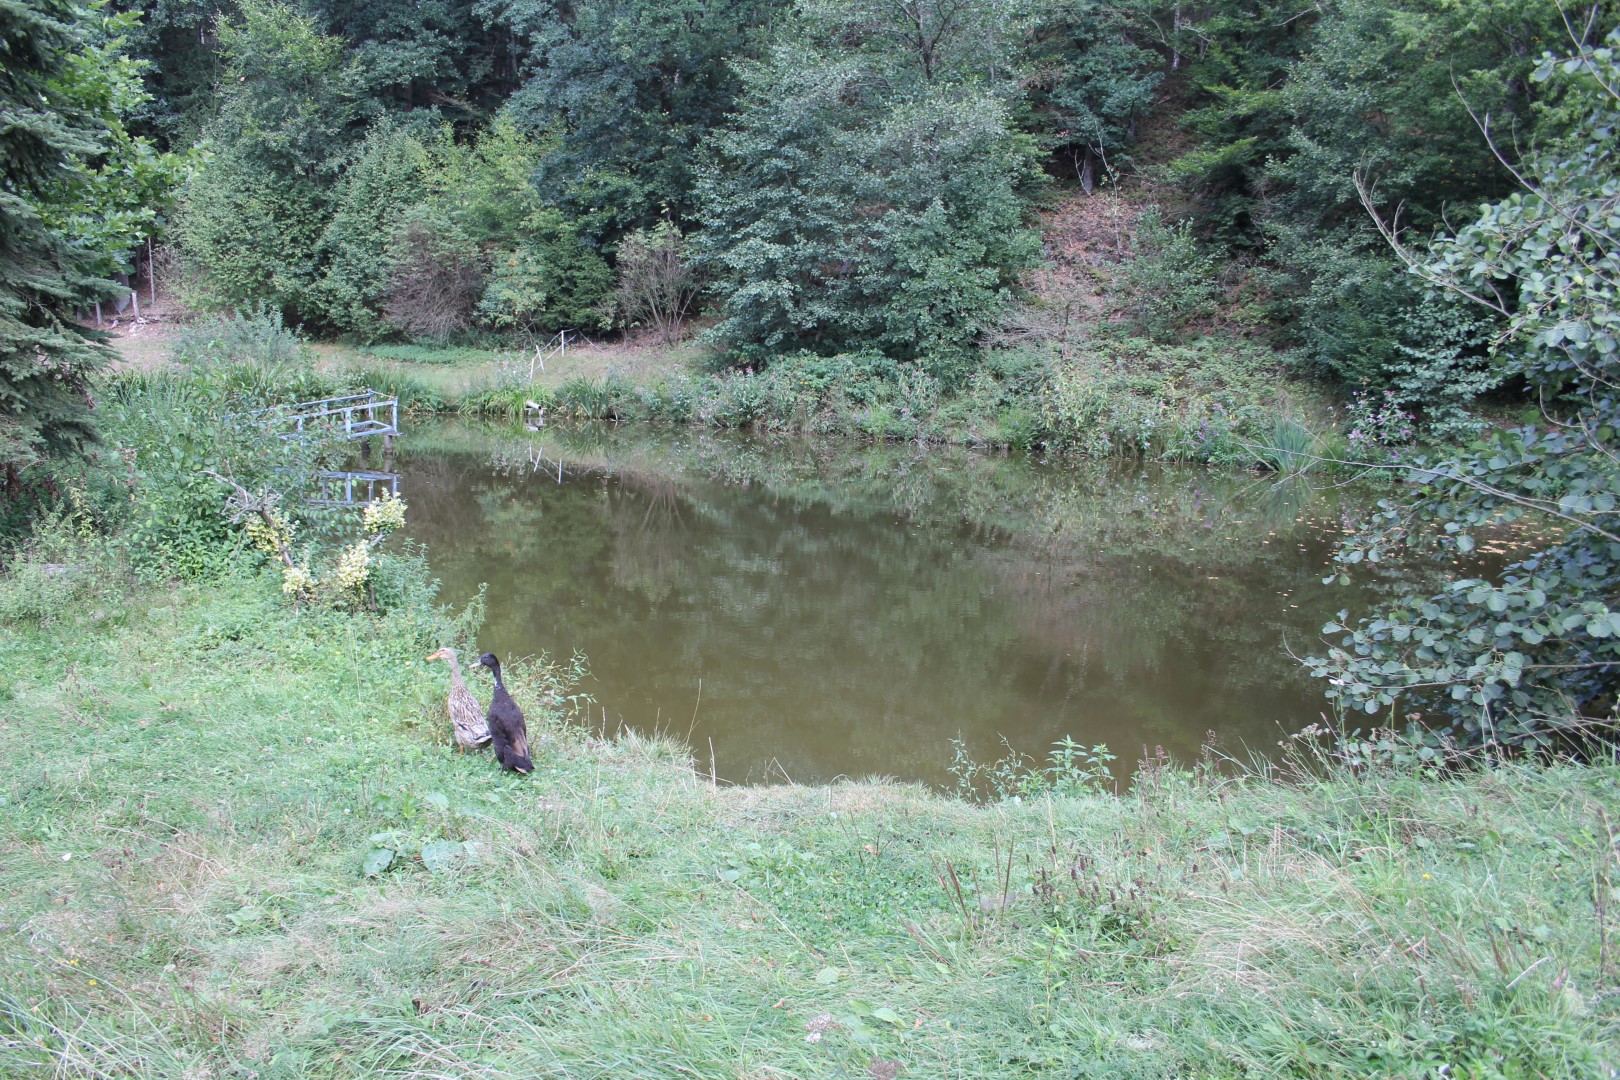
[1311,32,1620,745]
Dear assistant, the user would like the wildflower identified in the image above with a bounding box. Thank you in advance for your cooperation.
[282,562,316,598]
[330,542,372,600]
[362,492,407,535]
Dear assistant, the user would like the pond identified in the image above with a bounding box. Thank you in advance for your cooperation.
[393,421,1396,788]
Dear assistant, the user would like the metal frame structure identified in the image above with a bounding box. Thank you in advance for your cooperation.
[308,469,402,507]
[235,391,399,443]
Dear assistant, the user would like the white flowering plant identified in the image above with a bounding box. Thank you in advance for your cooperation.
[211,470,409,611]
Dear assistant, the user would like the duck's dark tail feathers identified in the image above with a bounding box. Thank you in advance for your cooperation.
[506,729,533,774]
[493,732,533,774]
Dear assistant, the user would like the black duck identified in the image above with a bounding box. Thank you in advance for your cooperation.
[477,652,533,774]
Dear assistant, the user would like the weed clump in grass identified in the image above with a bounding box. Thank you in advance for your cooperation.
[358,343,500,367]
[948,735,1118,800]
[172,304,313,371]
[0,506,103,624]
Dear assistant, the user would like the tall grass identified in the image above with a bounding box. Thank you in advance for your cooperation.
[457,381,556,420]
[339,363,449,414]
[1248,415,1320,473]
[554,376,626,420]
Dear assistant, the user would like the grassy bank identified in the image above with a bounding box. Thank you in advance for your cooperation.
[329,335,1341,468]
[112,311,1346,469]
[2,534,1616,1077]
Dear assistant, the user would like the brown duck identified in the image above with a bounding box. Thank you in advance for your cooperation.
[477,652,533,774]
[425,647,491,752]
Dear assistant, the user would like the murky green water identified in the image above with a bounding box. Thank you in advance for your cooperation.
[394,421,1386,788]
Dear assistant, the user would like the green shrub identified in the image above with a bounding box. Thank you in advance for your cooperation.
[173,305,314,370]
[1285,237,1412,388]
[203,362,336,411]
[98,373,340,580]
[1283,241,1500,436]
[1120,208,1219,342]
[366,542,441,616]
[1384,298,1500,440]
[758,352,901,408]
[995,405,1040,451]
[1036,334,1295,462]
[629,378,699,424]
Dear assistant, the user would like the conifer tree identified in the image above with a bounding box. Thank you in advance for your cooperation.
[0,0,116,496]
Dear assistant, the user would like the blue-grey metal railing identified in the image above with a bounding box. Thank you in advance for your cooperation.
[232,390,398,442]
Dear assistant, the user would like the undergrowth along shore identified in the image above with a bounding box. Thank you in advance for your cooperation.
[148,312,1356,470]
[2,531,1616,1078]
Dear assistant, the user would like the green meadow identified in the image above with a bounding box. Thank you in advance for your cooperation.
[2,535,1615,1077]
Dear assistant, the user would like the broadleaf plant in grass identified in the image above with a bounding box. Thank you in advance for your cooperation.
[1308,31,1620,747]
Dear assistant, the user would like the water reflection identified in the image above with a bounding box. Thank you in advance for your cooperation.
[397,422,1379,787]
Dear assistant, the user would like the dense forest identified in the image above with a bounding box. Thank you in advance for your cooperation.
[3,1,1609,405]
[3,0,1617,744]
[8,2,1605,372]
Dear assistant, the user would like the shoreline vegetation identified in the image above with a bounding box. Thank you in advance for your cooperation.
[111,310,1358,474]
[2,540,1616,1077]
[0,340,1614,1074]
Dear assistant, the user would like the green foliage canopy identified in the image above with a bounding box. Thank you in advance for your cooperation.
[1175,0,1581,398]
[502,0,781,242]
[1310,33,1620,745]
[1025,0,1162,187]
[696,1,1042,375]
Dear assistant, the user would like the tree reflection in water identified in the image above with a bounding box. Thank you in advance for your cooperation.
[396,422,1412,787]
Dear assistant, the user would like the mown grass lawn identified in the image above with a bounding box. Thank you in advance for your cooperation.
[1,553,1617,1077]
